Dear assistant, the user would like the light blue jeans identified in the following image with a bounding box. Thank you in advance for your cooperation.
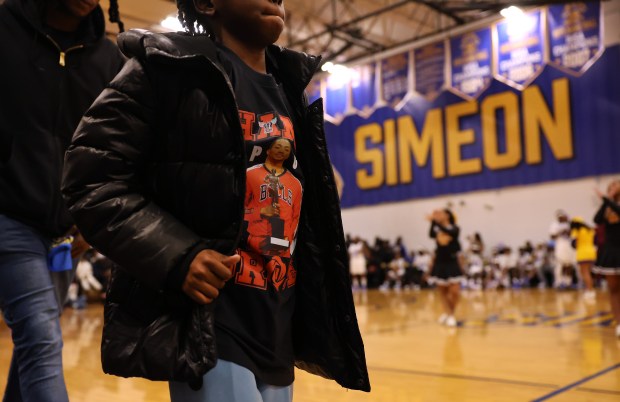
[169,360,293,402]
[0,214,69,402]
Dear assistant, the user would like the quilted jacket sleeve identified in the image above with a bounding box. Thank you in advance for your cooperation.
[62,58,204,292]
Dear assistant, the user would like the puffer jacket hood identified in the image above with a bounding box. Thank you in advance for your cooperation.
[117,29,321,99]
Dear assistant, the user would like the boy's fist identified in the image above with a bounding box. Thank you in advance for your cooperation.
[182,250,240,304]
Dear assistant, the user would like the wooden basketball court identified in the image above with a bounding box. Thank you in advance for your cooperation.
[2,289,619,401]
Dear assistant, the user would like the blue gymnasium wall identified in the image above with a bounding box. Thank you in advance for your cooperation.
[318,2,620,209]
[324,46,620,208]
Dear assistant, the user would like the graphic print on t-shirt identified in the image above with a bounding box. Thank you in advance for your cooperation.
[234,110,303,293]
[239,110,296,143]
[234,250,298,291]
[214,43,301,386]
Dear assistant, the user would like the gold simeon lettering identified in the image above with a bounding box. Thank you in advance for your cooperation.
[355,123,384,189]
[482,92,522,170]
[523,78,573,164]
[397,110,446,183]
[446,101,482,176]
[384,119,399,186]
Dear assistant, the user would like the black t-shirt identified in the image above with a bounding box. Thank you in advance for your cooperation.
[213,44,304,386]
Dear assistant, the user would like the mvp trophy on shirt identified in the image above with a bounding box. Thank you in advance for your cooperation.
[264,169,289,252]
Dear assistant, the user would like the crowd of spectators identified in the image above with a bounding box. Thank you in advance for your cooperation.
[345,231,597,292]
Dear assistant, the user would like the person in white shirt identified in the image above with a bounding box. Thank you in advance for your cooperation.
[348,237,368,289]
[495,247,517,288]
[550,210,576,288]
[385,250,407,290]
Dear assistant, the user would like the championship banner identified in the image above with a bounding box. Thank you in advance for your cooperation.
[351,62,377,117]
[306,77,322,104]
[381,52,410,108]
[449,27,493,99]
[495,9,545,89]
[324,73,349,122]
[547,1,602,74]
[414,41,446,100]
[324,45,620,208]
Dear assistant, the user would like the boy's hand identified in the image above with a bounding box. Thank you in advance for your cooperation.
[182,250,240,304]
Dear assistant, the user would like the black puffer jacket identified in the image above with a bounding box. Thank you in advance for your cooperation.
[0,0,124,237]
[62,30,370,392]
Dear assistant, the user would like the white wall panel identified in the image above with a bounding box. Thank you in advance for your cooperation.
[341,174,619,252]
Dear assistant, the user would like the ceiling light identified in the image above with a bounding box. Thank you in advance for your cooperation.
[160,15,183,32]
[500,6,524,19]
[326,64,353,88]
[321,62,335,72]
[330,64,350,77]
[500,6,536,39]
[321,62,349,75]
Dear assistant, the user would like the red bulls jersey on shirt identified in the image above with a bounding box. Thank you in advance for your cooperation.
[213,44,305,387]
[244,164,302,258]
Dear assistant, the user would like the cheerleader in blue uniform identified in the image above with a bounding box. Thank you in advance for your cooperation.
[428,209,464,327]
[593,180,620,337]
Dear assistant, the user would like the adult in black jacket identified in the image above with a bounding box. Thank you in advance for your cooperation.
[0,0,124,400]
[62,23,370,402]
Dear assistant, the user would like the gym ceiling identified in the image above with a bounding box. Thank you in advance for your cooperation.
[103,0,600,65]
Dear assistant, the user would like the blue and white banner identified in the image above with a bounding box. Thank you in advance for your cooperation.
[324,45,620,208]
[547,2,602,74]
[495,9,545,89]
[306,1,616,209]
[381,52,410,107]
[306,78,322,104]
[324,73,349,121]
[414,42,446,100]
[351,63,377,116]
[449,27,493,99]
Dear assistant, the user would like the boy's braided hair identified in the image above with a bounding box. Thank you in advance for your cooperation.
[108,0,125,33]
[176,0,214,36]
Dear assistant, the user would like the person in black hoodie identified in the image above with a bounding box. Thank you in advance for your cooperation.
[0,0,124,400]
[61,0,369,400]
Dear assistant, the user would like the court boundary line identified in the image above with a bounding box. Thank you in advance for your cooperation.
[369,365,620,398]
[530,362,620,402]
[550,311,610,327]
[369,366,558,389]
[575,386,620,396]
[364,311,613,334]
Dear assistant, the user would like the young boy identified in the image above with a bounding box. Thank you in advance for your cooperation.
[61,0,370,401]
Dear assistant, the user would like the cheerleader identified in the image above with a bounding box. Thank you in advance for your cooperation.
[570,217,597,301]
[593,180,620,337]
[427,209,464,327]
